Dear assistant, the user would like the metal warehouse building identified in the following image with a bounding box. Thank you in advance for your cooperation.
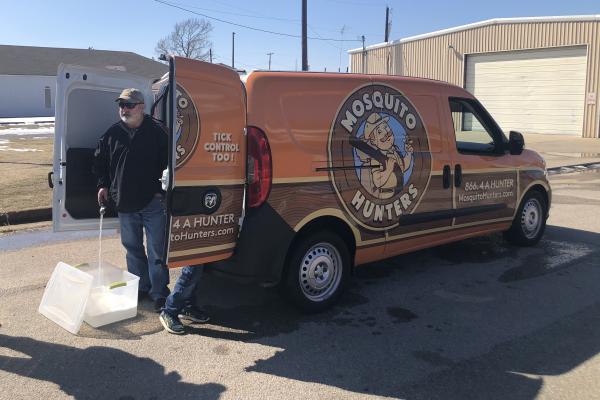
[349,16,600,138]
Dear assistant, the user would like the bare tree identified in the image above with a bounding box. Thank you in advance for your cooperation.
[155,18,213,61]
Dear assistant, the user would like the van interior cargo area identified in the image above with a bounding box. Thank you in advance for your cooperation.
[60,82,162,220]
[65,148,117,219]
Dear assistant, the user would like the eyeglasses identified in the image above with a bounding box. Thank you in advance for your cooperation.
[118,102,139,110]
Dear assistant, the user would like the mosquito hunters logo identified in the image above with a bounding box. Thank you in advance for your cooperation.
[328,84,431,230]
[174,84,200,169]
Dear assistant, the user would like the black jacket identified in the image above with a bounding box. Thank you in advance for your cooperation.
[93,115,168,213]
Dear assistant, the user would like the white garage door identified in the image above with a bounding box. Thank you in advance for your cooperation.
[465,46,587,136]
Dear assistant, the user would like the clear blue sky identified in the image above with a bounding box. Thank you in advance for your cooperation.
[2,0,598,72]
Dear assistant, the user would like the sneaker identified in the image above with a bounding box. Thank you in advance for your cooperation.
[178,306,210,323]
[159,311,185,335]
[153,297,166,313]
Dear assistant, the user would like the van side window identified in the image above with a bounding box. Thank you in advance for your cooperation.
[449,98,504,154]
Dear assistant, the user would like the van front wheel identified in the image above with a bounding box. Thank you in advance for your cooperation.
[284,231,350,313]
[504,190,547,246]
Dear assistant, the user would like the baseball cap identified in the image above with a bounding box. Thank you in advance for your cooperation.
[115,88,145,104]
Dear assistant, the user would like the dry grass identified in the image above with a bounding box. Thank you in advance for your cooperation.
[0,221,52,234]
[0,124,46,131]
[0,135,54,214]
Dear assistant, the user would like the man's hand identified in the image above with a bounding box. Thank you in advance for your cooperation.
[97,187,108,206]
[160,169,169,191]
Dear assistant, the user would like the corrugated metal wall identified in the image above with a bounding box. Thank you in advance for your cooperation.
[350,20,600,138]
[353,45,402,75]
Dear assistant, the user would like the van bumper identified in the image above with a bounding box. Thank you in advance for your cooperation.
[206,203,295,286]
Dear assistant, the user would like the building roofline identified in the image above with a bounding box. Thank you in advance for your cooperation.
[0,44,166,78]
[348,15,600,53]
[0,43,140,55]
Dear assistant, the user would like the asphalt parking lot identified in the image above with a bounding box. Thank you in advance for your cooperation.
[1,169,600,400]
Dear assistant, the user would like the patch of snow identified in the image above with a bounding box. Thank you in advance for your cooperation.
[0,147,43,152]
[0,127,54,136]
[0,117,54,124]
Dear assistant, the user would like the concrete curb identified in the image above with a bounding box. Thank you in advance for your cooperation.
[546,161,600,175]
[1,208,52,226]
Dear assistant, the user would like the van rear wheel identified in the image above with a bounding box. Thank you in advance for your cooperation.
[504,190,547,246]
[284,231,350,313]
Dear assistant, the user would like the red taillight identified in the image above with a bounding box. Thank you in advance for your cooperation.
[247,126,272,208]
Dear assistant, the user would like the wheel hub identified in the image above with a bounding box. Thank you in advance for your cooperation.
[299,243,342,302]
[521,199,542,239]
[309,257,331,289]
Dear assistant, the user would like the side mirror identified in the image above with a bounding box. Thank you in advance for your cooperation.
[508,131,524,155]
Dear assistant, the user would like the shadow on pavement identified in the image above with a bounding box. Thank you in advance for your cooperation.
[0,334,225,399]
[185,225,600,399]
[76,302,164,340]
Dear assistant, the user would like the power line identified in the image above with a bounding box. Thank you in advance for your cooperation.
[168,1,371,35]
[169,0,379,34]
[308,25,341,51]
[324,0,388,6]
[209,0,276,18]
[153,0,363,42]
[167,1,300,23]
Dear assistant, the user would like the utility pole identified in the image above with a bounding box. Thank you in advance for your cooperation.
[267,52,274,70]
[338,25,346,72]
[385,6,390,42]
[302,0,308,71]
[362,35,366,73]
[209,48,213,63]
[232,32,235,69]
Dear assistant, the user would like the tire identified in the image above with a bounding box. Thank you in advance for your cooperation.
[283,231,350,313]
[503,190,547,246]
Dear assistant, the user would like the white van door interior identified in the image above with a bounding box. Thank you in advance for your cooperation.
[52,64,154,231]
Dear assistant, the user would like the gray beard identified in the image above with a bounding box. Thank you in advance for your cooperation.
[120,114,142,127]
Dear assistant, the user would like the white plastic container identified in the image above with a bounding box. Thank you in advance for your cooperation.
[39,261,139,333]
[38,262,94,334]
[79,262,139,328]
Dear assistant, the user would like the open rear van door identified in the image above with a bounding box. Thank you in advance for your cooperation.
[164,56,246,268]
[52,64,153,231]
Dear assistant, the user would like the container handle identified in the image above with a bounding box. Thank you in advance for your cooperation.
[109,281,127,290]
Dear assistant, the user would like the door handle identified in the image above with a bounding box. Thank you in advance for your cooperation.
[443,165,451,189]
[454,164,462,188]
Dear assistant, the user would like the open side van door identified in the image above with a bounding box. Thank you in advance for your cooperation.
[52,64,153,231]
[164,56,246,268]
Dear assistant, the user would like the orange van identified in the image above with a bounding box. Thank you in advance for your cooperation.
[52,56,550,311]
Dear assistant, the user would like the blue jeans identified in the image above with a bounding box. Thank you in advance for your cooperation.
[118,196,169,301]
[163,265,204,317]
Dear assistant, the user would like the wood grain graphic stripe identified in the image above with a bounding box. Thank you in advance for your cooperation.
[169,242,236,257]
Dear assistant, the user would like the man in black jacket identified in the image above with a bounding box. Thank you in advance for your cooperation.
[93,88,169,312]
